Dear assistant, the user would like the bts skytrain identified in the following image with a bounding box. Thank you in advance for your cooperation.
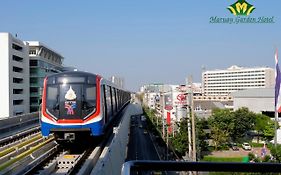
[40,71,130,141]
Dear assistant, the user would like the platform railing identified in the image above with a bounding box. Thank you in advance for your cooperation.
[122,160,281,175]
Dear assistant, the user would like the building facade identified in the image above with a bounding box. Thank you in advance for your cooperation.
[110,76,124,88]
[27,41,64,112]
[202,65,275,96]
[231,88,274,114]
[0,33,30,117]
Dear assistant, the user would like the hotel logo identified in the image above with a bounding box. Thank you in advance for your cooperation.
[228,0,255,16]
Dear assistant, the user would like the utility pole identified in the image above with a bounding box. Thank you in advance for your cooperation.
[173,105,178,137]
[166,123,169,160]
[186,77,192,160]
[189,75,197,161]
[162,91,165,139]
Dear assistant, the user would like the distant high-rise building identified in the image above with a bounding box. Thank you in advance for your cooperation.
[0,33,30,117]
[202,65,275,96]
[110,76,124,88]
[27,41,64,112]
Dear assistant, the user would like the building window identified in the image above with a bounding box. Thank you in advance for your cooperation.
[12,43,23,51]
[30,77,37,83]
[30,97,38,104]
[13,99,23,105]
[13,66,23,73]
[29,49,36,55]
[30,87,38,93]
[14,111,23,115]
[13,89,23,94]
[13,78,23,83]
[12,55,23,62]
[30,60,38,66]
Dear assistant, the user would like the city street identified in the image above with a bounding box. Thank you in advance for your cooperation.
[126,114,160,161]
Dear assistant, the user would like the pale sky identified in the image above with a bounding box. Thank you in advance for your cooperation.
[1,1,280,91]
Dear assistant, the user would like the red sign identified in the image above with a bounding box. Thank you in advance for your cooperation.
[177,94,186,101]
[167,112,172,134]
[175,93,187,105]
[165,105,173,110]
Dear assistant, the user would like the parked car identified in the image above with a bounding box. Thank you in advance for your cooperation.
[242,143,251,150]
[231,143,239,151]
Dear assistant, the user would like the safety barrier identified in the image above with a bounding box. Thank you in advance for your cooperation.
[121,160,281,174]
[0,112,39,135]
[90,104,143,175]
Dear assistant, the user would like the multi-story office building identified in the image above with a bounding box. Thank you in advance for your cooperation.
[27,41,64,112]
[0,33,30,118]
[202,65,275,96]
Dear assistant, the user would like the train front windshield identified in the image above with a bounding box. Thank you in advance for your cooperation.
[46,76,97,120]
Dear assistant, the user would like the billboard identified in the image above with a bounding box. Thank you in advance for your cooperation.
[164,93,173,111]
[172,85,188,107]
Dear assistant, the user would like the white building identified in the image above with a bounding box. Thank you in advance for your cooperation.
[110,76,124,88]
[231,88,274,114]
[202,65,275,96]
[146,92,158,109]
[0,33,30,117]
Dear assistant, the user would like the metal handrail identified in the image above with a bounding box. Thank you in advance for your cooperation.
[121,160,281,175]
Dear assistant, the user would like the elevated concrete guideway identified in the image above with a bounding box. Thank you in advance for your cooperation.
[0,102,144,174]
[91,103,143,175]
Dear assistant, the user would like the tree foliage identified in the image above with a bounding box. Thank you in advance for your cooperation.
[171,116,209,158]
[231,107,255,141]
[196,118,209,158]
[207,107,268,149]
[270,145,281,162]
[171,118,188,156]
[208,108,233,150]
[254,114,275,142]
[169,107,275,157]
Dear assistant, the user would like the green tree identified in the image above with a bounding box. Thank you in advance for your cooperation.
[231,107,255,142]
[270,145,281,162]
[208,108,234,150]
[254,114,275,143]
[171,118,188,156]
[196,117,209,159]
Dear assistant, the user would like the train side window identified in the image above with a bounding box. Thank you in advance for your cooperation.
[106,85,113,118]
[46,85,59,119]
[110,86,115,114]
[84,86,96,105]
[102,85,107,123]
[116,89,118,110]
[82,85,97,117]
[121,91,124,104]
[114,89,117,112]
[46,85,59,110]
[116,89,119,109]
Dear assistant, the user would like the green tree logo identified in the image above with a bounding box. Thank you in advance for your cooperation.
[228,0,255,16]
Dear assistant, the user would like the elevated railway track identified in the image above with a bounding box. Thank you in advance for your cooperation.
[0,103,142,175]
